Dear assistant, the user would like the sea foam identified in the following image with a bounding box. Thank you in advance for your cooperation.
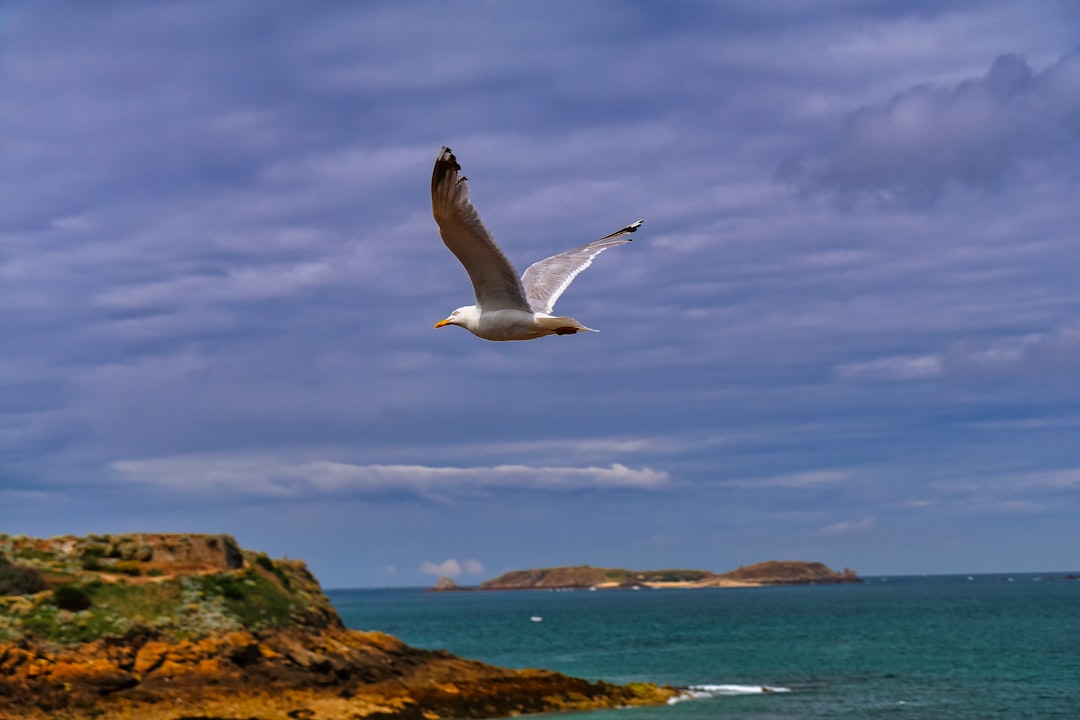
[669,684,792,702]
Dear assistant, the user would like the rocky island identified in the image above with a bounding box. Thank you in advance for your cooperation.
[439,561,861,591]
[0,533,676,720]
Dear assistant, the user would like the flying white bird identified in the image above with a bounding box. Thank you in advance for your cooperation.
[431,146,641,341]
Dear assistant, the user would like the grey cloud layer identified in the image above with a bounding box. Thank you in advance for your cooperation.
[786,49,1080,204]
[2,1,1078,584]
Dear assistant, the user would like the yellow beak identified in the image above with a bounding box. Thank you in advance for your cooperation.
[434,318,452,328]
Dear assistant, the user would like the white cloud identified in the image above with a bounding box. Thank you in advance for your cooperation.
[998,468,1080,491]
[421,558,460,578]
[964,416,1080,431]
[726,470,854,489]
[835,354,944,381]
[424,432,738,466]
[944,325,1080,376]
[420,558,485,578]
[836,324,1080,383]
[928,467,1080,517]
[97,260,338,309]
[818,516,875,536]
[110,454,670,499]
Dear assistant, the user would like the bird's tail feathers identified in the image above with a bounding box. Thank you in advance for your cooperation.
[536,316,598,335]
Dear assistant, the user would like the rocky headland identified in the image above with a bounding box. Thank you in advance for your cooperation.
[454,561,861,591]
[0,533,676,720]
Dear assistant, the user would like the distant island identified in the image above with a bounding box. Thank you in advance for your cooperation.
[433,561,862,591]
[1,533,677,720]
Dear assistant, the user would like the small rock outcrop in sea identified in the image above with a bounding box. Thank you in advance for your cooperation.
[0,533,676,720]
[429,575,463,592]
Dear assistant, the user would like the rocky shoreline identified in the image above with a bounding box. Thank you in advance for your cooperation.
[1,533,677,720]
[1,625,675,720]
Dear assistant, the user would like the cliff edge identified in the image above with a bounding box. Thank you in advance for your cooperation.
[0,533,676,720]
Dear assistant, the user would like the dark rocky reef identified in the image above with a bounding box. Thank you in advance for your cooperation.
[1,533,676,720]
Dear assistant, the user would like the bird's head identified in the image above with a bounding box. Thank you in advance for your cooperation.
[434,305,480,330]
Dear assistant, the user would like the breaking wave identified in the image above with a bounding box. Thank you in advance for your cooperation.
[668,684,792,703]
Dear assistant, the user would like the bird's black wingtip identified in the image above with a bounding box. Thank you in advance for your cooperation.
[437,146,460,169]
[596,219,645,243]
[432,146,462,190]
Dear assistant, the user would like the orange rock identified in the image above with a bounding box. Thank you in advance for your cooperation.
[133,640,169,675]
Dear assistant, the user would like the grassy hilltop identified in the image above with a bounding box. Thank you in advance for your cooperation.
[0,532,337,645]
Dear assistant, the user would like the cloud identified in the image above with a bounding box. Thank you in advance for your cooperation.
[1024,469,1080,489]
[818,516,875,536]
[923,466,1080,518]
[3,3,1080,581]
[835,354,944,381]
[944,325,1080,376]
[420,559,459,577]
[110,454,670,500]
[992,467,1080,492]
[419,431,741,466]
[726,470,854,489]
[420,558,485,578]
[835,324,1080,383]
[964,416,1080,431]
[785,48,1080,205]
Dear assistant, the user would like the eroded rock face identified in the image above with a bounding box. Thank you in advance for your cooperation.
[0,534,678,719]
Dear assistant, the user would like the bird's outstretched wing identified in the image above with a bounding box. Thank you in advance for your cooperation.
[521,220,642,314]
[431,147,531,312]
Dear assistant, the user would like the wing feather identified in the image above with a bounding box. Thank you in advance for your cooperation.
[521,220,642,314]
[431,147,531,312]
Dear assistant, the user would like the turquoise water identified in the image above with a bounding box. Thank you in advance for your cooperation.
[328,574,1079,719]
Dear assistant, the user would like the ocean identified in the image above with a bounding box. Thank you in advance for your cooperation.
[327,573,1079,720]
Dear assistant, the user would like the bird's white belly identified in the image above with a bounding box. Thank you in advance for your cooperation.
[474,309,547,341]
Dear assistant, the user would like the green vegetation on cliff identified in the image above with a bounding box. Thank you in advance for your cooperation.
[0,533,339,645]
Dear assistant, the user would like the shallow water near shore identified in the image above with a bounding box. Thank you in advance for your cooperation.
[329,573,1078,719]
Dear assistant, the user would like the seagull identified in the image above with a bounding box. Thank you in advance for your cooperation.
[431,146,642,341]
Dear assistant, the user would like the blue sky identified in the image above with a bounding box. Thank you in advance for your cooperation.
[2,2,1078,588]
